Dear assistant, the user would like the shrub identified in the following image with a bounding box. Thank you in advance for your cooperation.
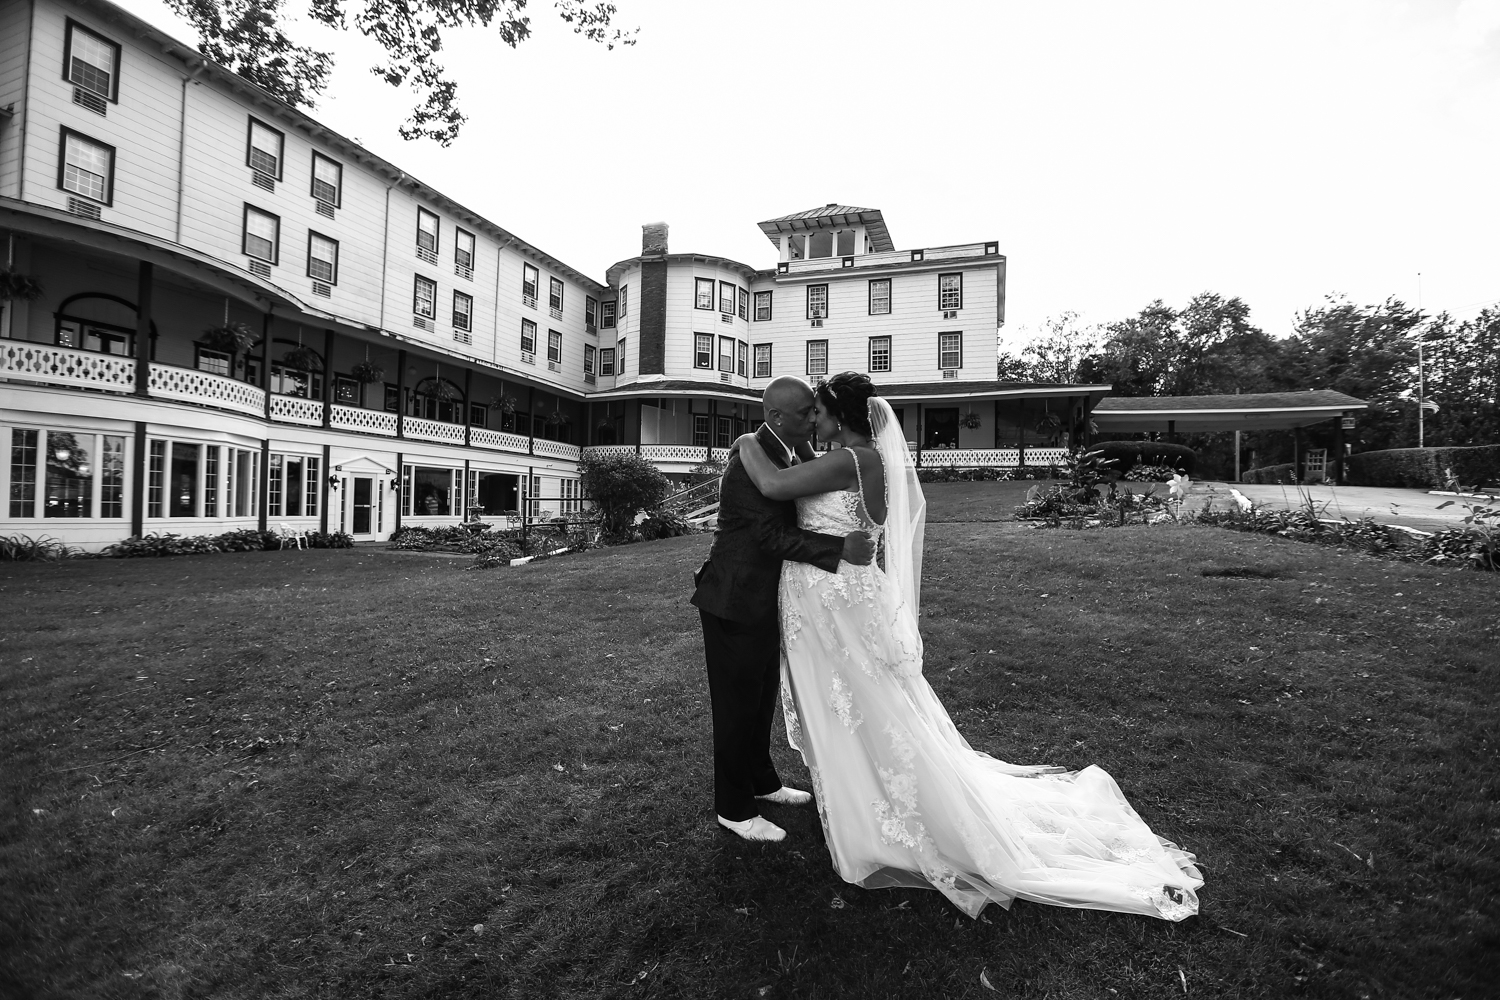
[1418,527,1498,571]
[1240,463,1297,484]
[639,510,694,541]
[215,528,278,552]
[0,534,74,562]
[306,531,355,549]
[579,451,672,537]
[1123,463,1180,483]
[1092,440,1197,476]
[1346,445,1500,490]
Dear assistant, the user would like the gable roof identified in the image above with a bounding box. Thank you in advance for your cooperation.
[757,205,894,252]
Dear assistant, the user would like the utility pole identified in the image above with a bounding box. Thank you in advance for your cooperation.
[1417,272,1425,449]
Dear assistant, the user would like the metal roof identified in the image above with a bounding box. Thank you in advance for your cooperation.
[1093,391,1368,432]
[756,205,895,253]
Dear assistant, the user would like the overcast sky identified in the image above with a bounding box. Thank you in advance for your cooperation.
[113,0,1500,348]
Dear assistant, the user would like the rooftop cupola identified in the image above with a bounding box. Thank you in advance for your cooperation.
[756,204,894,262]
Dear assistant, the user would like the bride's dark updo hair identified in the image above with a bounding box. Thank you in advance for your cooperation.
[815,371,878,437]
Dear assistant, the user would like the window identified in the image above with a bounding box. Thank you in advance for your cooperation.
[939,332,963,369]
[7,429,123,519]
[64,20,121,100]
[334,374,361,405]
[754,290,772,322]
[939,273,963,311]
[455,228,475,270]
[521,319,537,354]
[807,284,828,319]
[718,335,734,373]
[522,264,539,301]
[311,153,342,206]
[753,343,772,378]
[169,442,199,517]
[270,364,322,399]
[719,281,736,315]
[738,287,749,321]
[869,278,891,315]
[869,336,892,373]
[404,465,454,516]
[416,208,439,254]
[693,414,710,448]
[695,277,715,310]
[307,231,338,283]
[384,384,399,412]
[58,128,114,204]
[549,276,564,312]
[56,317,132,356]
[246,118,284,178]
[619,285,628,318]
[548,329,563,364]
[807,339,828,375]
[716,416,732,448]
[227,447,258,517]
[694,334,713,369]
[453,291,473,331]
[599,347,616,376]
[469,404,486,427]
[195,345,231,375]
[584,344,596,375]
[7,429,37,517]
[617,338,626,374]
[102,435,124,517]
[242,204,280,263]
[737,340,748,377]
[585,296,598,328]
[601,301,617,328]
[413,275,437,318]
[147,439,164,517]
[267,454,319,518]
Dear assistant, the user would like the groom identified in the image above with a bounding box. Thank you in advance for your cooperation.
[691,376,873,843]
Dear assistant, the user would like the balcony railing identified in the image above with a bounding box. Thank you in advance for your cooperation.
[533,437,581,461]
[405,415,467,444]
[591,443,1071,472]
[330,404,398,436]
[470,427,531,455]
[269,394,323,425]
[1,342,137,392]
[149,364,267,416]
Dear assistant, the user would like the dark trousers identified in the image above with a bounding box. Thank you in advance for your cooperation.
[700,608,784,822]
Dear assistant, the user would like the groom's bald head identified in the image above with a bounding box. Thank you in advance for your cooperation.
[763,377,817,446]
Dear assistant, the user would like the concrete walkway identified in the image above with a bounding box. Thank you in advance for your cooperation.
[1187,481,1484,533]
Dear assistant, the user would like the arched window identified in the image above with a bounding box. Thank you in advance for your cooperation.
[53,293,158,357]
[408,377,464,422]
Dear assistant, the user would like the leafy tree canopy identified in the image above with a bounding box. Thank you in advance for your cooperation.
[168,0,636,143]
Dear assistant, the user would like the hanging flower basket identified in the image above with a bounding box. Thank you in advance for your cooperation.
[0,270,45,302]
[488,393,518,415]
[961,410,983,429]
[1035,411,1062,432]
[428,379,458,401]
[281,346,324,372]
[545,410,570,428]
[350,360,385,384]
[200,322,258,355]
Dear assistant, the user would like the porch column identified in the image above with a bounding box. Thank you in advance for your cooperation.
[395,350,407,439]
[463,458,470,519]
[915,403,923,468]
[394,451,403,532]
[319,443,331,533]
[1293,426,1304,483]
[133,262,153,397]
[1332,415,1346,485]
[527,386,535,455]
[130,421,147,536]
[463,367,473,447]
[707,399,716,461]
[321,329,335,428]
[261,314,273,421]
[1167,419,1176,444]
[636,400,644,456]
[257,439,269,532]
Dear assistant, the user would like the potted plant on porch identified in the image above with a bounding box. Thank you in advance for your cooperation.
[281,345,324,372]
[0,270,44,302]
[199,321,258,355]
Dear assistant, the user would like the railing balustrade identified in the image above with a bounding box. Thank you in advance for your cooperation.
[532,437,581,460]
[1,342,136,392]
[330,404,398,436]
[149,364,266,416]
[269,394,324,425]
[641,443,711,462]
[470,427,531,454]
[405,415,467,444]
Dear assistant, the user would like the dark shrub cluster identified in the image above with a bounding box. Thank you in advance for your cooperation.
[638,510,694,540]
[1240,463,1297,484]
[1346,445,1500,490]
[1092,440,1196,476]
[100,529,354,558]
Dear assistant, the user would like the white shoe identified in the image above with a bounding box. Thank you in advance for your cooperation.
[717,815,786,842]
[756,786,813,807]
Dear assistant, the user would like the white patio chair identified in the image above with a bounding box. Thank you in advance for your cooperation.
[276,523,306,549]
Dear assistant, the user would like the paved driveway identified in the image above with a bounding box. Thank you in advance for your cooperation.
[1189,482,1485,533]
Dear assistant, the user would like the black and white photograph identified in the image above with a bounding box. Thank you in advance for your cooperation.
[1,0,1496,996]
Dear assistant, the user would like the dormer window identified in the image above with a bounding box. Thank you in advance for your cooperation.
[65,21,120,102]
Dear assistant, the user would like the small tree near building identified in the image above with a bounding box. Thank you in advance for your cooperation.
[579,451,672,537]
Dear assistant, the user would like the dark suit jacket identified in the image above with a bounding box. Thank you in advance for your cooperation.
[690,425,844,623]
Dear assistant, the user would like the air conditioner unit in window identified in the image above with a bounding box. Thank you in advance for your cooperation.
[454,329,472,345]
[522,294,537,309]
[547,360,560,372]
[312,281,331,298]
[67,198,102,221]
[942,369,957,379]
[413,316,432,332]
[416,247,438,265]
[252,172,275,193]
[810,319,824,328]
[943,310,959,320]
[316,201,336,220]
[73,87,107,116]
[719,372,731,383]
[521,351,535,365]
[455,263,473,281]
[585,322,597,335]
[248,259,271,278]
[550,307,563,321]
[721,313,733,323]
[585,372,596,384]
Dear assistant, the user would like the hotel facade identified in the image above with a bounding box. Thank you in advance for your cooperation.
[0,0,1108,549]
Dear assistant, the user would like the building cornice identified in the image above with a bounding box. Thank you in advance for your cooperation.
[605,253,761,288]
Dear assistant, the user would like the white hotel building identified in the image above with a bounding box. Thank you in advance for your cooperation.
[0,0,1108,549]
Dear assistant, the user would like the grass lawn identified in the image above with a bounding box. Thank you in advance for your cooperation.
[921,480,1042,522]
[2,511,1496,998]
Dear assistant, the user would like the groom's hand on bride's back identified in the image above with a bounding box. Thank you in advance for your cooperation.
[842,530,874,566]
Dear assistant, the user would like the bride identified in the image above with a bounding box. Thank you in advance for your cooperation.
[731,372,1203,920]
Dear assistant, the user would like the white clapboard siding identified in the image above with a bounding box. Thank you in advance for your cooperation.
[0,1,32,198]
[657,264,754,386]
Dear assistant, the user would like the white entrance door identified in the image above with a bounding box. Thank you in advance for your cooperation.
[348,476,380,539]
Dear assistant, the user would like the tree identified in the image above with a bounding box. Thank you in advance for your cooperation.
[1010,311,1103,383]
[168,0,637,144]
[578,450,670,537]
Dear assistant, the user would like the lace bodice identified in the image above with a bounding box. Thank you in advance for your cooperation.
[795,490,883,544]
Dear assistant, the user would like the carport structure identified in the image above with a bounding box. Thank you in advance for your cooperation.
[1092,390,1369,483]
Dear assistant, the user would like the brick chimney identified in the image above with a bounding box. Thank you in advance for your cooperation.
[641,222,669,257]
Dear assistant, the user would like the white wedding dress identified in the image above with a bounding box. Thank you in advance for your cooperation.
[777,449,1203,920]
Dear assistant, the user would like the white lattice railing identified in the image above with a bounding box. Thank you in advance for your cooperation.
[582,445,635,459]
[532,438,580,461]
[405,415,467,444]
[330,404,398,436]
[270,394,324,425]
[149,364,265,416]
[1025,447,1071,465]
[918,448,1021,468]
[642,444,711,462]
[471,427,531,454]
[711,447,731,463]
[1,342,136,392]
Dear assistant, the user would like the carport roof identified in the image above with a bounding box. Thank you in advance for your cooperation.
[1093,391,1368,432]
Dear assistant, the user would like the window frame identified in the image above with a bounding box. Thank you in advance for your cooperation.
[549,276,564,312]
[334,373,362,406]
[718,335,735,373]
[57,126,115,206]
[522,263,539,300]
[454,227,475,269]
[245,117,285,180]
[601,300,617,328]
[306,230,339,284]
[521,318,537,354]
[753,343,772,378]
[242,203,280,264]
[737,340,748,377]
[938,331,964,369]
[416,207,440,254]
[694,333,713,369]
[194,344,231,376]
[310,152,342,207]
[754,290,773,322]
[616,338,626,373]
[868,278,892,315]
[695,277,715,311]
[939,272,963,311]
[583,344,596,376]
[62,19,121,102]
[806,339,829,376]
[548,329,563,364]
[806,284,829,320]
[868,335,892,373]
[585,296,598,328]
[737,287,749,321]
[599,347,616,376]
[452,290,473,331]
[412,274,437,319]
[719,280,736,315]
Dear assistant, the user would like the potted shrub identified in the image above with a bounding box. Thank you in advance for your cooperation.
[961,409,982,429]
[489,393,518,416]
[199,321,258,355]
[0,270,44,302]
[281,345,324,372]
[350,360,385,383]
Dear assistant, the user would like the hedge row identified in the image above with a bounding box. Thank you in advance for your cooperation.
[1240,463,1298,484]
[1345,445,1500,490]
[1090,441,1197,475]
[103,529,354,558]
